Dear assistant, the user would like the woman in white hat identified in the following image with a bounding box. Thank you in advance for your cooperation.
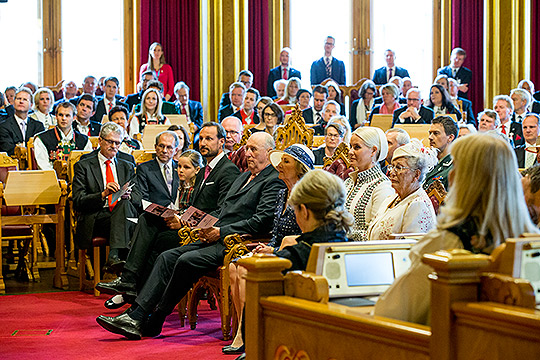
[367,139,438,240]
[345,127,395,241]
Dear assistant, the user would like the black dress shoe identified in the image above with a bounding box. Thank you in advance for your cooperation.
[96,277,136,295]
[222,344,245,354]
[96,313,143,340]
[234,353,246,360]
[104,295,126,309]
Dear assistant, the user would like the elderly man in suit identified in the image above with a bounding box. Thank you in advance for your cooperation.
[218,82,246,122]
[69,75,99,107]
[514,114,540,169]
[310,36,346,85]
[72,122,138,267]
[437,47,472,99]
[0,87,45,155]
[392,88,434,126]
[372,49,410,85]
[173,81,203,133]
[96,122,240,308]
[219,70,253,110]
[267,47,302,98]
[96,132,286,339]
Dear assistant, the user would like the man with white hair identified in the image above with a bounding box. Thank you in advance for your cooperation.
[392,88,434,126]
[477,109,500,132]
[448,77,475,125]
[313,100,339,135]
[267,47,302,98]
[96,132,286,340]
[511,88,532,123]
[221,116,243,153]
[493,94,524,146]
[272,79,287,100]
[381,128,411,174]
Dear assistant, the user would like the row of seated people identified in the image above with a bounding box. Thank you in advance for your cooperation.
[93,125,540,360]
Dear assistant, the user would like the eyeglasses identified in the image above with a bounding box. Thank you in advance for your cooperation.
[226,130,241,135]
[264,112,277,118]
[387,164,412,173]
[326,133,342,139]
[407,98,421,101]
[100,137,121,146]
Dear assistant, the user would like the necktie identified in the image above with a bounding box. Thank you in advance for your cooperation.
[283,68,288,80]
[164,164,173,194]
[325,58,331,77]
[388,68,393,82]
[452,68,457,77]
[181,105,186,115]
[20,121,26,140]
[108,101,114,113]
[105,160,117,211]
[315,112,322,124]
[204,165,212,180]
[501,124,507,135]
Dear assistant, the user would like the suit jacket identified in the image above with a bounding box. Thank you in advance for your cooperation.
[73,120,102,136]
[0,115,45,155]
[509,120,524,147]
[218,104,236,122]
[514,145,538,168]
[91,97,128,123]
[372,66,410,85]
[310,57,346,85]
[131,158,180,209]
[72,154,136,249]
[174,100,204,130]
[216,164,286,240]
[124,91,143,111]
[534,91,540,103]
[392,105,434,126]
[457,97,475,125]
[302,107,322,124]
[191,155,240,217]
[1,104,15,120]
[437,66,473,99]
[81,148,136,165]
[266,66,302,97]
[531,100,540,114]
[219,92,231,110]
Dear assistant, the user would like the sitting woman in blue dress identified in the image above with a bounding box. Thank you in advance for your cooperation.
[225,144,314,355]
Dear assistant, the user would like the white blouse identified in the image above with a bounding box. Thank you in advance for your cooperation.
[344,166,395,241]
[367,187,436,240]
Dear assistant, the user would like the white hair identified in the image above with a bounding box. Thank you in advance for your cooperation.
[351,127,388,162]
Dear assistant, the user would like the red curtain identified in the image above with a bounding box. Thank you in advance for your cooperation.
[451,0,484,115]
[532,0,540,89]
[139,0,200,101]
[248,0,270,95]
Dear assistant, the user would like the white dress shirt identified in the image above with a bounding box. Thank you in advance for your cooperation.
[34,127,93,170]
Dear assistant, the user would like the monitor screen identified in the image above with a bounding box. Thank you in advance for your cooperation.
[344,252,395,287]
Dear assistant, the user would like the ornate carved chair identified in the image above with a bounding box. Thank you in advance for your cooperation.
[425,178,447,215]
[274,105,314,150]
[323,142,353,180]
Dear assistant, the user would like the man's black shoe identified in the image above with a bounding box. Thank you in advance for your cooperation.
[104,295,127,309]
[222,344,245,354]
[95,277,136,295]
[96,313,143,340]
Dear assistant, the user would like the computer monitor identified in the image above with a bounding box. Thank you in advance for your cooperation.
[306,240,416,298]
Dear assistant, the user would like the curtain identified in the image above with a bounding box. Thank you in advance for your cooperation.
[248,0,270,96]
[139,0,200,101]
[532,0,540,89]
[451,0,484,115]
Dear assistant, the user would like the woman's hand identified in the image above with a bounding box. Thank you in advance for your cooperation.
[253,243,274,254]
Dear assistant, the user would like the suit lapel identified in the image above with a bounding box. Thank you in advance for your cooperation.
[89,156,104,191]
[191,168,205,201]
[227,171,250,197]
[10,117,24,142]
[172,160,179,197]
[152,159,170,196]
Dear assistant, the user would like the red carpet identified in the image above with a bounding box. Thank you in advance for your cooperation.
[0,291,236,359]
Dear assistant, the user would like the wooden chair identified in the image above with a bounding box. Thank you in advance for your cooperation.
[312,136,325,149]
[132,150,156,164]
[369,114,394,132]
[141,124,172,150]
[233,124,257,151]
[274,105,314,150]
[0,170,68,293]
[89,137,99,149]
[425,178,447,214]
[394,124,431,146]
[323,142,353,180]
[240,239,540,360]
[176,227,251,340]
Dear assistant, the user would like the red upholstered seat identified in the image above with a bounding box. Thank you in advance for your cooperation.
[91,237,108,247]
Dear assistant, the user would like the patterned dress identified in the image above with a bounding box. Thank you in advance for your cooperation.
[344,166,395,241]
[367,187,436,240]
[268,188,301,250]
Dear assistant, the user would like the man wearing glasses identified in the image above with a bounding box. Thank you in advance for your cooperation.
[310,36,346,86]
[392,88,435,126]
[34,101,93,170]
[72,122,138,269]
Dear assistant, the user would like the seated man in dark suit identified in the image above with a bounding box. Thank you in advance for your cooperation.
[392,88,435,126]
[511,88,534,124]
[173,81,203,133]
[72,122,138,266]
[448,78,475,125]
[218,82,246,122]
[96,132,286,339]
[108,106,142,154]
[0,87,45,155]
[72,94,102,136]
[95,122,241,307]
[52,80,78,114]
[372,49,410,85]
[437,47,472,99]
[514,114,540,169]
[91,77,128,123]
[310,36,346,85]
[312,100,339,135]
[302,85,328,124]
[221,116,243,154]
[124,71,156,111]
[267,47,302,98]
[34,101,93,170]
[219,70,253,110]
[69,75,98,107]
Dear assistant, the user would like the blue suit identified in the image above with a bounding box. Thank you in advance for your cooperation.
[372,66,410,85]
[267,66,301,97]
[437,66,472,99]
[310,57,346,85]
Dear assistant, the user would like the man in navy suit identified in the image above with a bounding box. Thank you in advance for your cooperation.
[447,78,475,125]
[372,49,410,85]
[218,82,246,122]
[96,132,286,339]
[514,114,540,168]
[72,94,102,136]
[124,71,156,111]
[91,77,128,123]
[437,48,472,99]
[310,36,346,85]
[266,47,302,97]
[0,87,45,155]
[173,81,203,133]
[219,70,253,110]
[69,75,98,107]
[302,85,328,124]
[392,88,434,126]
